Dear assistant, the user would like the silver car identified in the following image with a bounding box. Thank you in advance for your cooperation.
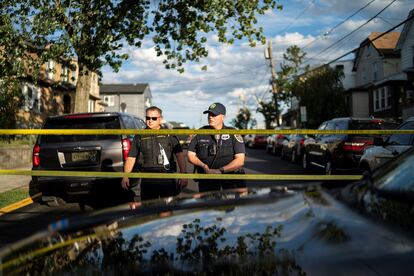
[359,117,414,174]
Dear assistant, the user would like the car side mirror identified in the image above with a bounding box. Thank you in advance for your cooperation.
[373,137,384,146]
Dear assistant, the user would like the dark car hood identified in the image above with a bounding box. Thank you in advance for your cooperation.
[1,188,414,275]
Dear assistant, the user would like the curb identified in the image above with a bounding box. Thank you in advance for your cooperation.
[0,193,41,216]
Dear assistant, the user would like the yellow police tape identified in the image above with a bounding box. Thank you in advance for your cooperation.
[0,129,413,135]
[0,170,362,181]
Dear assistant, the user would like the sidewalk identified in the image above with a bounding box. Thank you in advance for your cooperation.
[0,166,31,194]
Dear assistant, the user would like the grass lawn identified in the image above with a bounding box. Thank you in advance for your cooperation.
[0,187,30,209]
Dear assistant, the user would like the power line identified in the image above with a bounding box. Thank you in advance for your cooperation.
[275,0,315,35]
[303,0,397,65]
[325,13,414,66]
[303,0,376,50]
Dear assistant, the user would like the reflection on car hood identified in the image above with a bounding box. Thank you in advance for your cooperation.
[1,188,414,275]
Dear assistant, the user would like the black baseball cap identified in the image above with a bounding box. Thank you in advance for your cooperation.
[203,102,226,116]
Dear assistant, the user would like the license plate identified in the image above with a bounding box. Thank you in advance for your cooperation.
[71,151,96,162]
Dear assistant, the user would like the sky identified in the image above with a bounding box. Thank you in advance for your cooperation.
[101,0,413,129]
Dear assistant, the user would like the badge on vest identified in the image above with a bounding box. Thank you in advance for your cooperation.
[235,135,244,143]
[221,134,230,140]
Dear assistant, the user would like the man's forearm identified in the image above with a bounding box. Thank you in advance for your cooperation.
[124,157,136,173]
[176,152,187,173]
[187,151,208,169]
[220,155,245,173]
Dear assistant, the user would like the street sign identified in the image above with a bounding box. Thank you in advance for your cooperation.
[300,106,307,122]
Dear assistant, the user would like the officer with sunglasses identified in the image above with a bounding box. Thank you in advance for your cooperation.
[121,106,188,200]
[187,103,246,193]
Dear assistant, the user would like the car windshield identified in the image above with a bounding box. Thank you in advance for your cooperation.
[41,116,121,143]
[373,148,414,193]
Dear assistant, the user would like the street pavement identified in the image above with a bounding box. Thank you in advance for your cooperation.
[0,147,313,248]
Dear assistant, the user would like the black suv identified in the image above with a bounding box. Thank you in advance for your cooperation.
[31,112,146,206]
[302,117,398,174]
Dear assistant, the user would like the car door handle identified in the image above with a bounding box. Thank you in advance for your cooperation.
[391,150,399,156]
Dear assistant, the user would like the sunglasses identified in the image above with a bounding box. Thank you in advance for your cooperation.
[146,116,159,121]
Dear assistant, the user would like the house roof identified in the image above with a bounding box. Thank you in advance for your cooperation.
[352,32,400,71]
[100,83,149,94]
[396,9,414,50]
[368,32,400,54]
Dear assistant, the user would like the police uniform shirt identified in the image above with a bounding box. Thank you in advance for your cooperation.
[128,131,182,172]
[188,125,245,171]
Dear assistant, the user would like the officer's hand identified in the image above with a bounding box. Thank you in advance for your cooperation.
[202,164,209,173]
[178,179,188,189]
[207,169,221,174]
[121,177,130,190]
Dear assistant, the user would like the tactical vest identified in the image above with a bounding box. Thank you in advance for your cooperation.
[140,135,173,172]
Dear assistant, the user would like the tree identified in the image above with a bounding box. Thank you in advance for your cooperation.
[258,45,306,128]
[2,0,282,113]
[231,107,256,129]
[291,65,348,128]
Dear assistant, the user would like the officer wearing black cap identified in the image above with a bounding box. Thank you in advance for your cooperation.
[187,102,246,192]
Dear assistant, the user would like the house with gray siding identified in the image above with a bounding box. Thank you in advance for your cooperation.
[396,9,414,120]
[345,32,403,120]
[100,83,152,118]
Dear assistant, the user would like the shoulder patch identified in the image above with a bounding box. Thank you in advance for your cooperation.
[235,135,243,143]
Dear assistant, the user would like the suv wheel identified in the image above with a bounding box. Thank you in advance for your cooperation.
[325,158,334,175]
[302,152,310,171]
[291,148,296,163]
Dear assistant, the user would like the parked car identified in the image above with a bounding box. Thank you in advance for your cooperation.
[280,134,307,163]
[4,148,414,275]
[244,134,267,148]
[30,112,146,207]
[266,127,292,155]
[359,117,414,175]
[302,117,398,174]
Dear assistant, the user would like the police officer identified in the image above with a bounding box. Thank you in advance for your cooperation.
[187,103,246,192]
[121,106,188,200]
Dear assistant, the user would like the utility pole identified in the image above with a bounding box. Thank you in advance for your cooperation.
[265,40,277,95]
[264,40,279,127]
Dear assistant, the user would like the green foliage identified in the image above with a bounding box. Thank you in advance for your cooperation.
[2,0,281,75]
[0,79,19,139]
[231,107,257,129]
[291,66,348,128]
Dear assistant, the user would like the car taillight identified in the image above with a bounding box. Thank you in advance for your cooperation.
[276,135,285,139]
[343,140,372,152]
[300,138,305,147]
[122,138,131,161]
[33,144,40,167]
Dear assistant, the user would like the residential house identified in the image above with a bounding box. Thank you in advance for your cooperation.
[100,83,152,118]
[282,59,355,127]
[345,32,402,120]
[15,55,104,128]
[395,9,414,120]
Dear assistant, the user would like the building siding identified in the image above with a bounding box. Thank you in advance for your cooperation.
[400,24,414,70]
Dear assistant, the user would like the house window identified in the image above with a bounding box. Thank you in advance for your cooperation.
[46,60,55,80]
[374,90,380,111]
[373,87,391,112]
[386,88,392,108]
[21,82,42,112]
[62,66,69,82]
[373,62,378,81]
[88,100,95,112]
[362,67,367,83]
[103,95,115,107]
